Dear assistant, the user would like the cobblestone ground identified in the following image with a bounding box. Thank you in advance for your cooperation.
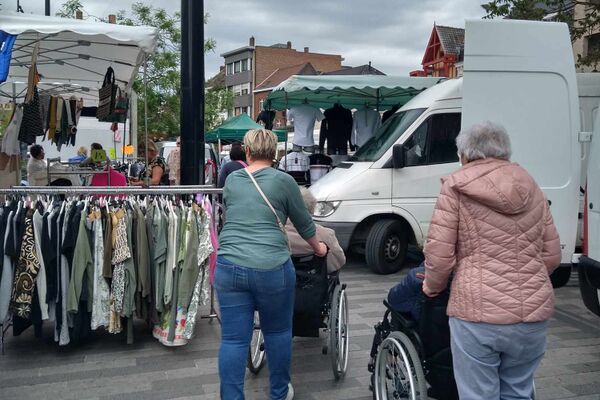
[1,254,599,399]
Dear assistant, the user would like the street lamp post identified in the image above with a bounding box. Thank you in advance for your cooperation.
[180,0,205,185]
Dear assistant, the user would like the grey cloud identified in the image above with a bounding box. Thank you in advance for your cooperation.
[4,0,487,77]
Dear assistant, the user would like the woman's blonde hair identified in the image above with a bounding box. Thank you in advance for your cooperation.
[139,140,158,154]
[243,128,277,162]
[77,146,88,156]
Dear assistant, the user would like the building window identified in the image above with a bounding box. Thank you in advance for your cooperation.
[241,82,250,95]
[233,84,242,96]
[235,107,242,116]
[588,33,600,58]
[242,106,249,115]
[248,58,252,71]
[226,63,233,75]
[234,61,241,73]
[259,99,265,111]
[241,59,248,72]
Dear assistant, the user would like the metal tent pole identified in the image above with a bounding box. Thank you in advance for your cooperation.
[143,56,149,186]
[45,0,50,16]
[181,0,205,185]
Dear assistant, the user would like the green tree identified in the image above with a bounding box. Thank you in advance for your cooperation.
[55,0,83,18]
[204,84,233,132]
[482,1,600,69]
[118,4,222,139]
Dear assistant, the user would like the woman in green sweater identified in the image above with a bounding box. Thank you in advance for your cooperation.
[217,129,327,400]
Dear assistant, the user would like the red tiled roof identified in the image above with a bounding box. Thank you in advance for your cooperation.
[254,62,317,91]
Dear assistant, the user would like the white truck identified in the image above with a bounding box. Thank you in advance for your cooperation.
[311,19,587,282]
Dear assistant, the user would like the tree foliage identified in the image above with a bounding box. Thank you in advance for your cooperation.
[482,1,600,69]
[55,0,84,18]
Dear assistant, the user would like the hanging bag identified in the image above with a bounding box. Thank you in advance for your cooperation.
[109,87,128,123]
[244,168,292,253]
[19,45,43,144]
[97,67,117,121]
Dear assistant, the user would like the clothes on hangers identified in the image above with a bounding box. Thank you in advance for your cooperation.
[319,104,353,155]
[256,110,276,130]
[352,107,381,148]
[287,104,324,147]
[0,105,23,174]
[0,193,215,347]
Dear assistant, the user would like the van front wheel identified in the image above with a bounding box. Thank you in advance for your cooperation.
[366,220,407,275]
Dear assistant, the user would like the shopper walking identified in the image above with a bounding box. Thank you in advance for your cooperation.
[216,128,327,400]
[423,122,561,400]
[217,142,246,188]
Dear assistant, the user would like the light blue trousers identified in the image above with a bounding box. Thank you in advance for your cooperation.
[449,317,547,400]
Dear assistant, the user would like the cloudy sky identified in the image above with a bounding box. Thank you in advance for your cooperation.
[4,0,489,77]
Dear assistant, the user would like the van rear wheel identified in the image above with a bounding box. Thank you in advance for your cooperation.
[366,220,407,275]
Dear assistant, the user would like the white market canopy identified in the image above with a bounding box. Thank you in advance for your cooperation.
[0,12,158,104]
[265,75,444,111]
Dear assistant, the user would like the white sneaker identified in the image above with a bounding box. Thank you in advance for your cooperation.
[285,382,294,400]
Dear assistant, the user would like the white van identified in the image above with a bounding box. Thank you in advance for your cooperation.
[311,19,583,278]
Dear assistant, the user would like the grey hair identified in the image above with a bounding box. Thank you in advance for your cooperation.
[299,187,317,214]
[456,121,512,162]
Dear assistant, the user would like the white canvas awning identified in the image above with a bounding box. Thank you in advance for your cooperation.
[0,12,158,104]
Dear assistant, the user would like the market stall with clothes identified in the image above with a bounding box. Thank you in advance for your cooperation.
[0,185,221,353]
[0,12,158,187]
[264,75,443,181]
[0,14,224,352]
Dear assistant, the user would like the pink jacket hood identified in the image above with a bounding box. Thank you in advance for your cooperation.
[447,158,535,215]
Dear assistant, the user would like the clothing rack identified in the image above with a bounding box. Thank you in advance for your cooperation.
[0,185,223,354]
[46,157,112,186]
[0,185,223,195]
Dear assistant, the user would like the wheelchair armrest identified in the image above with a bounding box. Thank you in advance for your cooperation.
[383,299,417,330]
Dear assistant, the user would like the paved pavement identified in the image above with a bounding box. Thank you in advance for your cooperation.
[1,255,600,399]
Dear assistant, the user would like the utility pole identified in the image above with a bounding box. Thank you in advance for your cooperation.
[45,0,51,16]
[180,0,205,185]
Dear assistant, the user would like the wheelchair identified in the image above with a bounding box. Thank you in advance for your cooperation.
[247,254,349,380]
[368,293,537,400]
[368,292,458,400]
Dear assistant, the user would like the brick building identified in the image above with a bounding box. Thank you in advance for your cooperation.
[221,37,343,119]
[410,25,464,78]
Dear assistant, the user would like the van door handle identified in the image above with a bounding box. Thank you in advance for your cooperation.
[372,191,379,196]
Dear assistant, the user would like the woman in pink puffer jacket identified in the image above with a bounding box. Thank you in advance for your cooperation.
[423,122,561,400]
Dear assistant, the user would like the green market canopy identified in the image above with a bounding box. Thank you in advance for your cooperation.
[265,75,444,111]
[206,113,287,144]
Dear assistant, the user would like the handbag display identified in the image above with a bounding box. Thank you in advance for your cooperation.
[97,67,117,121]
[18,83,43,144]
[109,88,128,123]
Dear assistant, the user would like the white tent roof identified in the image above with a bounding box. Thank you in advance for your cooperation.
[0,12,158,104]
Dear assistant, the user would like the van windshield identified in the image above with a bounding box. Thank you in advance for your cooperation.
[350,108,425,162]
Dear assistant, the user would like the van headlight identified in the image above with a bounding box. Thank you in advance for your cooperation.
[313,201,341,218]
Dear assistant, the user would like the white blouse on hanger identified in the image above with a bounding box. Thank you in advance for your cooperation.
[2,106,23,156]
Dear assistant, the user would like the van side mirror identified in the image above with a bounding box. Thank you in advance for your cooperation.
[393,144,406,169]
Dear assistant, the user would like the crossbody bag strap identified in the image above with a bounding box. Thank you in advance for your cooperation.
[245,168,291,251]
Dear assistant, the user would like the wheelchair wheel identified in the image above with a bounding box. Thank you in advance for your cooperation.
[374,331,427,400]
[247,311,265,374]
[329,284,349,380]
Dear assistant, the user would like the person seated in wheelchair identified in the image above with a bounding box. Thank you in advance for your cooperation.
[285,187,345,273]
[387,263,426,321]
[373,262,458,400]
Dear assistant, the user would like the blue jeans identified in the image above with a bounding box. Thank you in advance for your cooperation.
[215,256,296,400]
[449,317,547,400]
